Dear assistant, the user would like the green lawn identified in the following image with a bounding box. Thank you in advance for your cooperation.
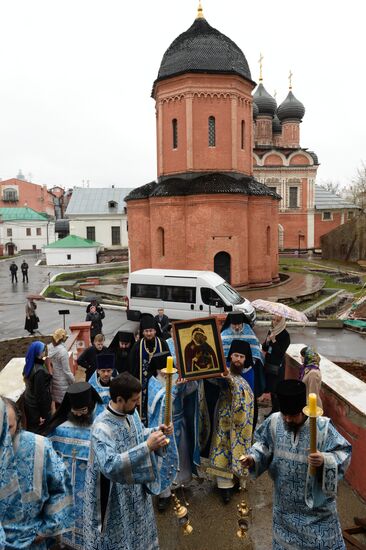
[54,266,128,282]
[280,258,366,297]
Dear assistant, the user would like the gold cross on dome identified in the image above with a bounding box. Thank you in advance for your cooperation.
[288,70,293,90]
[258,52,264,81]
[197,1,204,18]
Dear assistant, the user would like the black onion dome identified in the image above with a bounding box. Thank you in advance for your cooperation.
[125,173,281,202]
[277,90,305,122]
[252,101,259,119]
[153,17,253,92]
[272,113,282,134]
[253,83,277,117]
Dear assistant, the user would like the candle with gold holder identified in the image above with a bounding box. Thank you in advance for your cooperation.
[161,356,177,445]
[303,392,323,476]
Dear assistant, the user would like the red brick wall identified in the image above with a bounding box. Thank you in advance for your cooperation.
[314,211,342,248]
[278,212,308,249]
[127,193,279,286]
[154,74,254,178]
[0,178,54,216]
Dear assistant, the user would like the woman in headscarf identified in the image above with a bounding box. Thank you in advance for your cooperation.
[299,346,323,407]
[262,315,290,416]
[23,341,53,433]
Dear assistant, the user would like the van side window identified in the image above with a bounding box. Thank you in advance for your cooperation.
[131,283,162,299]
[201,287,221,305]
[164,286,196,303]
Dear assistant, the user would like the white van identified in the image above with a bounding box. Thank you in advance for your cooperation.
[126,269,256,323]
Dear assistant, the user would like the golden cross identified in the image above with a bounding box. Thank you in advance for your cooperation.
[197,0,204,18]
[258,52,264,81]
[288,70,293,90]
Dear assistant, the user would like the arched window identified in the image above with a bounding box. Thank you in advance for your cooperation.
[208,116,216,147]
[266,226,271,255]
[158,227,165,257]
[241,120,245,149]
[172,119,178,149]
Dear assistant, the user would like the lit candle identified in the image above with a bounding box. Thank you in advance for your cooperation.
[165,356,174,374]
[308,393,317,416]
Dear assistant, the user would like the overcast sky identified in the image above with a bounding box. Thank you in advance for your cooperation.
[1,0,364,190]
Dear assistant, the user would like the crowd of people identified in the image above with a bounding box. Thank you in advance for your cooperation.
[0,306,351,550]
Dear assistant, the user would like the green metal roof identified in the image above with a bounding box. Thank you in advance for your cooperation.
[45,234,101,249]
[0,207,49,221]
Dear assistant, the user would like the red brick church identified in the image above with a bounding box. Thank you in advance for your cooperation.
[126,5,280,287]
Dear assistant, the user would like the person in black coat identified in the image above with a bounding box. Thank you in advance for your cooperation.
[262,315,290,416]
[76,334,108,381]
[9,262,18,283]
[108,331,135,374]
[23,341,52,433]
[154,308,170,334]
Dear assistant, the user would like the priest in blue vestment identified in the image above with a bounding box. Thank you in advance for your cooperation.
[47,382,103,550]
[89,353,116,411]
[84,372,174,550]
[128,314,169,424]
[2,398,74,549]
[241,380,351,550]
[0,399,23,550]
[147,352,200,511]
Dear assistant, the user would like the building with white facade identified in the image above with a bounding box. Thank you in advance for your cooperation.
[44,234,101,265]
[0,207,55,255]
[66,188,132,249]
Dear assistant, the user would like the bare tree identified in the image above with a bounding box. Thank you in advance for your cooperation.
[318,179,342,196]
[344,161,366,210]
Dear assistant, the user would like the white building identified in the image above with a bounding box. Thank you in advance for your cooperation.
[66,187,132,249]
[0,207,55,255]
[44,234,101,265]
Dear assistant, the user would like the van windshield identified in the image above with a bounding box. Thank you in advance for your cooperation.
[216,283,245,305]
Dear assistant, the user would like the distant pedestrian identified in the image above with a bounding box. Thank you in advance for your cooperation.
[154,308,170,334]
[86,298,105,325]
[21,260,29,283]
[48,328,75,407]
[9,261,18,283]
[25,298,39,335]
[86,305,103,343]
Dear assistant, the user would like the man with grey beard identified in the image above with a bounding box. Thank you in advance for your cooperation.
[47,382,103,550]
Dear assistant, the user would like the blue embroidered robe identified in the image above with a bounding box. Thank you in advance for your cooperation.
[3,430,74,550]
[221,325,263,392]
[147,376,180,491]
[49,420,93,549]
[84,408,163,550]
[249,413,351,550]
[88,371,111,414]
[0,401,23,550]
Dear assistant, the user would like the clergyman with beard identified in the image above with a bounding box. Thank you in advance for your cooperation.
[47,382,103,549]
[84,372,173,550]
[128,314,169,424]
[209,339,254,504]
[240,380,351,550]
